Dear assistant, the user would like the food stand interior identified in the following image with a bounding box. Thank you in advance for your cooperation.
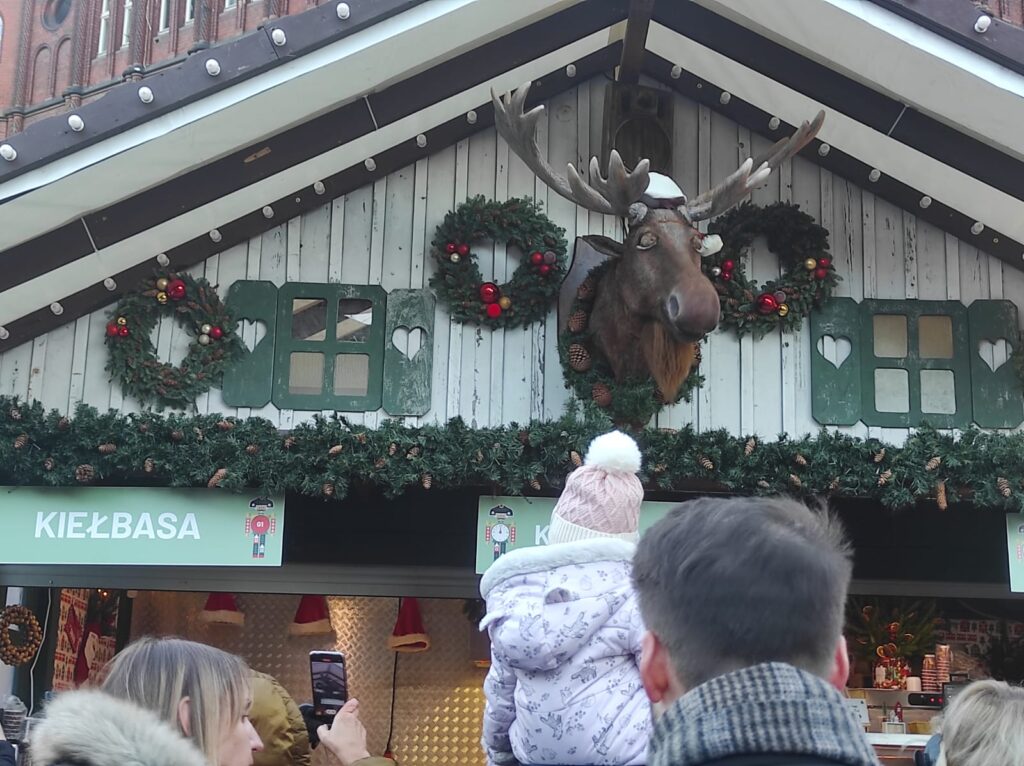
[2,490,1021,766]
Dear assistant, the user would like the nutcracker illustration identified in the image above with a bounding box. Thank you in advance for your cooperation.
[245,497,277,559]
[484,505,516,561]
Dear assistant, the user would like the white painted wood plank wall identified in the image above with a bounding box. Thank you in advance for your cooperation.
[3,77,1022,444]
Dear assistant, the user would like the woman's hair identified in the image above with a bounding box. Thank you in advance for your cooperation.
[100,637,251,766]
[936,679,1024,766]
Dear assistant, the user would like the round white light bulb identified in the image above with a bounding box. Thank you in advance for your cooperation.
[768,116,781,130]
[271,28,286,46]
[138,86,154,104]
[210,229,222,242]
[0,326,8,340]
[364,158,377,171]
[262,206,274,218]
[0,144,17,162]
[313,181,326,195]
[868,169,881,182]
[205,59,221,76]
[670,65,682,79]
[466,110,478,125]
[68,115,85,132]
[566,64,577,78]
[919,196,932,209]
[156,253,170,267]
[415,134,427,148]
[50,302,64,316]
[103,278,117,291]
[975,15,992,33]
[818,143,830,157]
[719,91,731,105]
[971,221,985,235]
[337,3,351,20]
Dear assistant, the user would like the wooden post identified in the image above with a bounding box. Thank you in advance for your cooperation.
[617,0,656,85]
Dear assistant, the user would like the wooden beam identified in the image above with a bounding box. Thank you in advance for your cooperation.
[617,0,655,84]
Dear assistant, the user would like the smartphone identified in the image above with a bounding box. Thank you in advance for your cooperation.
[310,651,348,720]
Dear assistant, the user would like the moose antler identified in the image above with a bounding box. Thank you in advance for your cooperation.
[684,110,825,223]
[492,81,650,217]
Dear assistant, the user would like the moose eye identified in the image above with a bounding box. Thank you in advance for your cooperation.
[637,231,658,250]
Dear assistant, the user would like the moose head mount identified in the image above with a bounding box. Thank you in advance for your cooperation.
[491,82,825,402]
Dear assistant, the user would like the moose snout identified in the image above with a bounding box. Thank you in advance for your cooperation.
[664,288,721,341]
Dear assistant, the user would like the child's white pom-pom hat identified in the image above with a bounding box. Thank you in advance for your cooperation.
[548,430,644,545]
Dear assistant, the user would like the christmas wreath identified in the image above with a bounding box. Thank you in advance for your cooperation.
[560,259,703,427]
[429,196,567,329]
[704,202,837,338]
[0,605,42,666]
[105,273,244,409]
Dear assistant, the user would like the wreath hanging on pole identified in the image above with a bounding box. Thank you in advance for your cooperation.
[560,259,704,428]
[105,273,243,409]
[429,196,567,329]
[0,604,43,666]
[703,202,837,338]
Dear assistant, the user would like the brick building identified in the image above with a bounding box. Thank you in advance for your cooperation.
[0,1,313,138]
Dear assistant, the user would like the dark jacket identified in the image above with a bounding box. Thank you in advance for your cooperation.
[28,689,207,766]
[0,740,16,766]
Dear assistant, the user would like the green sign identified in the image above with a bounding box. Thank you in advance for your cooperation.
[0,487,285,566]
[476,496,680,574]
[1007,514,1024,592]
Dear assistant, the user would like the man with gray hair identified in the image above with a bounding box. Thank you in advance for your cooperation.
[632,497,880,766]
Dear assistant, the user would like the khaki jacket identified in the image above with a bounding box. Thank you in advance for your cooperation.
[250,671,313,766]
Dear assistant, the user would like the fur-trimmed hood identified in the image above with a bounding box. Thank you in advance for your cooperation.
[479,537,635,597]
[30,689,208,766]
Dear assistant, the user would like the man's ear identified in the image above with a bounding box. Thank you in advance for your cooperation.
[639,631,673,705]
[177,696,193,737]
[581,235,625,258]
[828,635,851,691]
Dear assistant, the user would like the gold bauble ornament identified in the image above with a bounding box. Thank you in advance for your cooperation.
[200,323,212,334]
[498,296,512,310]
[449,254,461,264]
[156,291,169,304]
[778,303,790,317]
[198,334,211,346]
[804,258,818,270]
[116,316,128,326]
[155,277,169,290]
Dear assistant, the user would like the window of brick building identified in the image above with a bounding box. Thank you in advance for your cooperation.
[97,0,111,55]
[159,0,170,32]
[120,0,133,48]
[185,0,196,23]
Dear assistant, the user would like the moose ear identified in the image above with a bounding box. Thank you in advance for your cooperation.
[581,235,625,259]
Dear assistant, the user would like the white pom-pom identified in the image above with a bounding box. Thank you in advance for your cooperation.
[584,431,642,474]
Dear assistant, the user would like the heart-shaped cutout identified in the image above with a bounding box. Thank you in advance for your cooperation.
[235,319,268,353]
[392,326,426,361]
[978,338,1013,372]
[816,334,852,368]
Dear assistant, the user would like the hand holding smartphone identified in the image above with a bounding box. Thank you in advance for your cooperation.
[310,650,348,721]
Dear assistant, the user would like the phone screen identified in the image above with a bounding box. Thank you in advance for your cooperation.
[311,653,348,717]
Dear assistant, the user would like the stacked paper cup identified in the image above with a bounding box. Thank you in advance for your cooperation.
[936,644,952,687]
[922,654,938,692]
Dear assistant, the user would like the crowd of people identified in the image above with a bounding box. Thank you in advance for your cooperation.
[11,430,1023,766]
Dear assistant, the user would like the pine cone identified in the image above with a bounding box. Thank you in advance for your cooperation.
[421,473,433,490]
[43,457,55,472]
[194,427,205,442]
[144,457,155,474]
[698,456,714,471]
[998,477,1012,498]
[474,450,484,463]
[407,446,422,459]
[568,343,592,372]
[745,438,756,456]
[374,457,387,470]
[570,450,582,467]
[388,442,398,456]
[519,430,530,446]
[283,436,297,450]
[98,443,117,455]
[13,434,28,449]
[794,454,808,467]
[829,477,841,492]
[873,448,886,463]
[246,444,260,456]
[567,310,588,333]
[577,279,595,301]
[591,383,612,408]
[529,478,542,491]
[789,474,802,488]
[8,407,22,421]
[692,343,703,368]
[936,480,948,511]
[355,432,367,445]
[75,464,95,483]
[653,463,667,474]
[322,482,335,498]
[207,468,228,488]
[170,430,184,442]
[878,469,893,486]
[926,456,942,472]
[217,419,235,431]
[57,417,70,431]
[328,444,344,457]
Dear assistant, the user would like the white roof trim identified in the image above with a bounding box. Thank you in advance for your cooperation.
[0,30,609,326]
[649,23,1024,247]
[692,0,1024,161]
[0,0,583,252]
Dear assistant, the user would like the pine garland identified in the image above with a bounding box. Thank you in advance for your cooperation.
[705,202,838,338]
[2,396,1024,511]
[428,196,567,328]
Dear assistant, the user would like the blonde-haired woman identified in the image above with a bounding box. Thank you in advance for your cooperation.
[935,679,1024,766]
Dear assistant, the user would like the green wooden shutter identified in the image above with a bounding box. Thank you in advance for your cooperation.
[383,289,435,417]
[968,300,1024,428]
[810,297,862,425]
[222,280,278,407]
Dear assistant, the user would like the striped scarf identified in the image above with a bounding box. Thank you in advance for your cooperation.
[649,663,880,766]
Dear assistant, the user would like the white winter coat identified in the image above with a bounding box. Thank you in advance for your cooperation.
[479,538,651,766]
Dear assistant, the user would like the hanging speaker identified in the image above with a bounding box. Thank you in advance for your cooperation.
[600,82,674,175]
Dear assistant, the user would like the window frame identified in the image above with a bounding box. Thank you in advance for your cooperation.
[97,0,111,56]
[120,0,133,49]
[158,0,170,32]
[184,0,196,24]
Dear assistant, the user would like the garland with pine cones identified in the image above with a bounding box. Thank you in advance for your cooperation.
[105,272,244,409]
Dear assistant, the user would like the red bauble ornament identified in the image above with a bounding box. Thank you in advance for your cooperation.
[721,271,733,282]
[445,242,457,254]
[530,251,544,266]
[539,264,552,276]
[485,303,502,319]
[209,326,224,340]
[105,323,119,337]
[756,294,779,315]
[117,325,130,337]
[814,267,829,281]
[818,256,831,268]
[722,259,735,272]
[479,282,499,303]
[167,279,187,301]
[457,243,470,257]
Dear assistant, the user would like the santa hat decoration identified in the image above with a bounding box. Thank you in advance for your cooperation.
[289,595,334,636]
[388,597,430,653]
[198,593,245,626]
